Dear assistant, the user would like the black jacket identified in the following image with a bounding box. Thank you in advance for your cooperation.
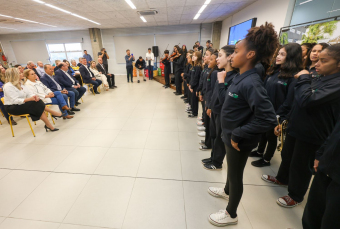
[255,63,266,82]
[220,68,277,151]
[183,64,192,82]
[205,70,218,109]
[161,58,170,68]
[316,115,340,184]
[287,73,340,145]
[135,59,146,70]
[264,70,297,122]
[79,65,96,83]
[197,66,209,94]
[173,55,185,73]
[211,70,237,114]
[189,66,202,89]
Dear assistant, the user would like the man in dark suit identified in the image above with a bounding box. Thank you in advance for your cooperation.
[79,58,102,94]
[24,61,42,78]
[97,57,116,89]
[54,62,86,105]
[40,64,79,115]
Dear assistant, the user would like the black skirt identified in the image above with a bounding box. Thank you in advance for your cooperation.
[5,100,45,121]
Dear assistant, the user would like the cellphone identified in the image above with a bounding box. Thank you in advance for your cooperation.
[131,54,133,56]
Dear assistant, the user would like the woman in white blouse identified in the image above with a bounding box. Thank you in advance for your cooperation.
[3,68,59,132]
[24,69,73,120]
[89,61,109,91]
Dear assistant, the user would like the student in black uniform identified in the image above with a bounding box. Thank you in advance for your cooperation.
[303,115,340,229]
[188,51,203,118]
[263,44,340,208]
[161,50,171,88]
[202,46,237,170]
[301,43,314,62]
[304,43,329,78]
[172,47,185,95]
[207,22,278,227]
[182,52,193,105]
[250,43,302,167]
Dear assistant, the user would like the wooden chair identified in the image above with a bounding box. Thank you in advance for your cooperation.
[80,74,95,96]
[1,98,36,137]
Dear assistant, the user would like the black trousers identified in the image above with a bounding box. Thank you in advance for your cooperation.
[257,130,278,161]
[106,74,115,87]
[183,80,188,98]
[188,89,192,106]
[164,67,170,86]
[191,87,198,116]
[104,63,108,73]
[211,113,225,167]
[201,101,205,122]
[203,109,211,148]
[224,144,251,218]
[126,66,133,82]
[75,75,83,86]
[302,171,340,229]
[288,139,320,202]
[276,134,296,184]
[175,71,182,94]
[5,100,45,121]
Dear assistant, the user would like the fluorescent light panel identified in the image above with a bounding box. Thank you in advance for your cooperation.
[194,0,211,20]
[33,0,45,3]
[194,14,200,20]
[0,13,55,27]
[0,14,13,18]
[0,26,17,30]
[125,0,136,9]
[198,5,207,14]
[299,0,312,5]
[140,16,147,22]
[45,3,71,14]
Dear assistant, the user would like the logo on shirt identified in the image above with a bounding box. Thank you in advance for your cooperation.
[228,92,238,99]
[312,89,318,93]
[278,81,287,86]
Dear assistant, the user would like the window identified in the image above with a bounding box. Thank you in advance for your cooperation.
[47,43,83,64]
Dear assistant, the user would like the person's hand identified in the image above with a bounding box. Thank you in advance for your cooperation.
[294,69,310,79]
[226,56,233,72]
[92,77,96,81]
[33,95,40,102]
[181,73,184,77]
[0,88,3,92]
[99,72,102,74]
[314,160,319,172]
[199,95,203,101]
[196,92,198,96]
[190,88,193,93]
[231,139,240,151]
[48,92,54,98]
[217,71,227,83]
[207,109,211,118]
[29,96,36,101]
[274,125,281,136]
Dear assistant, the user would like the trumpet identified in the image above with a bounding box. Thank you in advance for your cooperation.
[276,115,288,152]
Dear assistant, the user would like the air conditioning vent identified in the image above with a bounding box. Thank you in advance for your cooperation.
[0,19,23,24]
[138,9,158,16]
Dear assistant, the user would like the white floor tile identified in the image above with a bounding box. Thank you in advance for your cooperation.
[64,176,135,228]
[122,178,186,229]
[149,118,178,132]
[10,173,91,222]
[137,149,182,180]
[122,118,152,131]
[80,129,120,147]
[94,148,143,177]
[0,218,60,229]
[179,131,204,151]
[111,130,148,149]
[95,117,128,130]
[0,169,11,180]
[144,131,179,150]
[58,224,106,229]
[0,217,4,225]
[0,144,39,169]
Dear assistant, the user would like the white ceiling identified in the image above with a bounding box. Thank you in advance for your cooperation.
[0,0,256,34]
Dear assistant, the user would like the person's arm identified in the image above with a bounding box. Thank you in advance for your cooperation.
[276,78,297,121]
[206,71,217,109]
[217,71,235,105]
[295,74,340,108]
[231,80,277,143]
[105,52,109,59]
[98,52,104,58]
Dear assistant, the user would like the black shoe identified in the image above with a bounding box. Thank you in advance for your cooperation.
[188,114,197,118]
[199,140,205,145]
[173,92,177,94]
[251,158,271,167]
[164,86,169,88]
[90,88,94,94]
[131,81,133,83]
[201,158,212,164]
[199,145,210,151]
[138,80,140,83]
[175,93,182,95]
[68,111,75,115]
[163,85,166,87]
[95,91,100,94]
[114,86,117,88]
[249,150,263,157]
[109,86,114,89]
[44,125,59,132]
[203,163,222,170]
[180,96,186,99]
[75,102,81,105]
[71,108,80,112]
[9,120,17,125]
[127,81,130,83]
[143,79,146,81]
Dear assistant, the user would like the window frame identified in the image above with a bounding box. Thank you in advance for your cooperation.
[46,42,83,63]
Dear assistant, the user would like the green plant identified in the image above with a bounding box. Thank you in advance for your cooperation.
[302,21,338,43]
[280,32,288,45]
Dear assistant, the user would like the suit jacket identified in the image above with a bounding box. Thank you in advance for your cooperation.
[54,69,79,90]
[96,63,112,76]
[79,64,95,83]
[40,73,62,92]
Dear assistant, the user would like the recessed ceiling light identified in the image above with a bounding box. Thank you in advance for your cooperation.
[140,16,147,22]
[193,0,211,20]
[125,0,136,9]
[299,0,312,5]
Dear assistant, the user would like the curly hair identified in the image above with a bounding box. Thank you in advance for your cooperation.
[244,22,279,67]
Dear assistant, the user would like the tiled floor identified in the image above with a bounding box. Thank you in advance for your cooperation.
[0,76,307,229]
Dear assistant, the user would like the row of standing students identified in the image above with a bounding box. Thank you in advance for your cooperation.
[166,22,340,228]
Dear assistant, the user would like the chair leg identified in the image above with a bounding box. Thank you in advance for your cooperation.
[81,98,84,103]
[25,116,35,137]
[50,113,55,125]
[9,115,14,137]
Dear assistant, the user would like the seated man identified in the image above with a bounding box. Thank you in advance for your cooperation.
[24,61,41,78]
[36,61,45,77]
[40,64,80,114]
[54,62,86,105]
[79,58,102,94]
[96,57,116,88]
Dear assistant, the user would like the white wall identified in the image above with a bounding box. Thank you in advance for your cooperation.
[0,30,93,66]
[220,0,291,48]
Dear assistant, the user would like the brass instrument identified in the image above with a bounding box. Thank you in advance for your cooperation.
[276,115,288,152]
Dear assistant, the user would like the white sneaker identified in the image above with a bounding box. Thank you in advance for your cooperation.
[208,210,238,227]
[198,131,206,137]
[197,121,204,126]
[208,187,229,200]
[197,117,202,121]
[197,126,206,131]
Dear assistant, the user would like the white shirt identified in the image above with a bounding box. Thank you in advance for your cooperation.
[145,52,154,66]
[36,66,45,77]
[62,70,75,84]
[25,80,53,104]
[3,82,35,105]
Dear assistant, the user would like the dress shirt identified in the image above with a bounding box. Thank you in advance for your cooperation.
[3,82,34,105]
[47,74,62,91]
[25,80,53,104]
[83,64,93,76]
[145,52,154,66]
[62,70,75,84]
[36,66,45,78]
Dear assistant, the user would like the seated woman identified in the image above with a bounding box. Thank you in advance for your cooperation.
[24,69,73,120]
[70,59,82,85]
[3,68,59,132]
[0,70,17,125]
[89,61,109,91]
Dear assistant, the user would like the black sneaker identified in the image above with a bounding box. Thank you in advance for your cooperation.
[249,150,263,157]
[180,96,186,99]
[188,114,197,118]
[144,79,146,81]
[201,158,212,164]
[251,158,271,167]
[199,145,210,151]
[131,81,133,83]
[203,163,222,170]
[68,111,75,115]
[138,80,140,83]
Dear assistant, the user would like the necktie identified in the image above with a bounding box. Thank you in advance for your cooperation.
[50,76,62,90]
[63,70,75,84]
[101,64,106,74]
